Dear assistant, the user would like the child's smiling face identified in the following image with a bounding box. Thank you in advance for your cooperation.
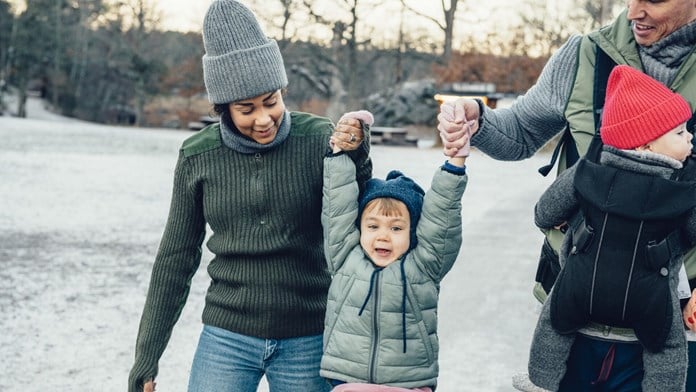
[359,198,411,267]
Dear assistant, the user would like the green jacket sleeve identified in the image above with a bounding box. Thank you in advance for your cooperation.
[322,153,361,274]
[411,166,468,281]
[128,152,206,392]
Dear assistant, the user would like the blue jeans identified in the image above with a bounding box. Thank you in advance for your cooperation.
[188,325,331,392]
[558,334,643,392]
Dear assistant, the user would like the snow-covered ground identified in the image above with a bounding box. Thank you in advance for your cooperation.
[0,101,555,391]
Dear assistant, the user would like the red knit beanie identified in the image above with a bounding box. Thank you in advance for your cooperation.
[600,65,692,149]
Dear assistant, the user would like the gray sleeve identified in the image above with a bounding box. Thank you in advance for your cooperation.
[534,162,579,229]
[472,35,582,161]
[527,292,576,390]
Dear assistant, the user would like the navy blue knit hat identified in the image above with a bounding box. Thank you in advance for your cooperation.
[358,170,425,249]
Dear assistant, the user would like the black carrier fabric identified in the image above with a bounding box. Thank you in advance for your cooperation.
[535,46,696,296]
[550,157,696,352]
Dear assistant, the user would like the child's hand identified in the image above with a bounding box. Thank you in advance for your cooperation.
[331,110,374,153]
[683,288,696,331]
[340,110,374,126]
[438,101,474,157]
[440,120,474,158]
[438,100,466,132]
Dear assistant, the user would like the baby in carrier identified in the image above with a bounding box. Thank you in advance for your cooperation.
[517,65,696,391]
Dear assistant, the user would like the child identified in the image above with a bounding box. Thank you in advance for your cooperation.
[516,65,696,392]
[319,109,470,391]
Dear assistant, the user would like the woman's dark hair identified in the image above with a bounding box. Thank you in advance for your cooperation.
[213,103,233,129]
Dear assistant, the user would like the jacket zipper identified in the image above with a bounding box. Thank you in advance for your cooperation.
[622,221,643,320]
[590,213,609,315]
[368,272,381,383]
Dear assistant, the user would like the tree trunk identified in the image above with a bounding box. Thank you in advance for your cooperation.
[52,0,62,108]
[442,0,457,63]
[600,0,613,25]
[17,86,26,118]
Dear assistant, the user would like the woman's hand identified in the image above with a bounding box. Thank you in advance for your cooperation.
[144,380,156,392]
[331,110,374,153]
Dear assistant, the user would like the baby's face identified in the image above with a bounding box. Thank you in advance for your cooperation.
[646,124,693,162]
[359,200,411,267]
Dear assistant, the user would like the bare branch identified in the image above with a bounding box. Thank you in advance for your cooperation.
[400,0,445,30]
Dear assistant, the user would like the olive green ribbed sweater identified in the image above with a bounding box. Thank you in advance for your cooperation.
[128,112,371,391]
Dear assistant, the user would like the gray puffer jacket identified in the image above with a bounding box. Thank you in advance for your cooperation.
[320,154,467,388]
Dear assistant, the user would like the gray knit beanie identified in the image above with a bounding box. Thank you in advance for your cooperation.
[202,0,288,104]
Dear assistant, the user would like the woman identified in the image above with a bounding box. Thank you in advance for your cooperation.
[439,0,696,389]
[127,1,371,391]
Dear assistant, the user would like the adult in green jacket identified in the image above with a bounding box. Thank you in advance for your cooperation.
[128,1,371,391]
[438,0,696,390]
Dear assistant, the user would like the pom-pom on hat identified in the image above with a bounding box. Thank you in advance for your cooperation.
[202,0,288,104]
[600,65,692,149]
[358,170,425,249]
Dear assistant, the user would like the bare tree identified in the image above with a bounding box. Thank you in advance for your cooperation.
[583,0,621,28]
[399,0,460,63]
[121,0,163,126]
[11,0,59,117]
[510,0,580,58]
[0,0,14,112]
[286,0,375,119]
[248,0,303,49]
[395,2,406,83]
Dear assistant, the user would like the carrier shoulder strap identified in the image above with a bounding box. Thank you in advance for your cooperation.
[538,46,616,175]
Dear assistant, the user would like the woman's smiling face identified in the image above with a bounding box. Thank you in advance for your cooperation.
[229,90,285,144]
[626,0,696,46]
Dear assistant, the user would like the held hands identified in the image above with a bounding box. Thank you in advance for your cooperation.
[437,99,480,157]
[331,110,374,153]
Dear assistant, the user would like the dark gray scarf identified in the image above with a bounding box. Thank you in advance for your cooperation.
[639,19,696,85]
[219,110,292,154]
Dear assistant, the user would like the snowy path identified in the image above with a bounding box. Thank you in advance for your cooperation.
[0,116,554,391]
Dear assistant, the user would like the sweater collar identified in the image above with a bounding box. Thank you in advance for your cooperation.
[219,110,292,154]
[639,19,696,65]
[638,19,696,85]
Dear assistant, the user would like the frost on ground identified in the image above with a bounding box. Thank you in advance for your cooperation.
[0,114,553,392]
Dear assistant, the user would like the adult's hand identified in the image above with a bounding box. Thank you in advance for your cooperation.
[437,99,480,155]
[331,110,374,153]
[143,380,156,392]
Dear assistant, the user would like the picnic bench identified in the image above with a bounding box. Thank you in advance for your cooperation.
[370,127,417,146]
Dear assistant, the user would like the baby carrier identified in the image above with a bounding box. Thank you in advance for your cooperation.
[535,47,696,296]
[549,135,696,352]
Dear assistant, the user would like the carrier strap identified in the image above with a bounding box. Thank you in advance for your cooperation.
[539,46,616,175]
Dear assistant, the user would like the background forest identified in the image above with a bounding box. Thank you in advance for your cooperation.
[0,0,622,129]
